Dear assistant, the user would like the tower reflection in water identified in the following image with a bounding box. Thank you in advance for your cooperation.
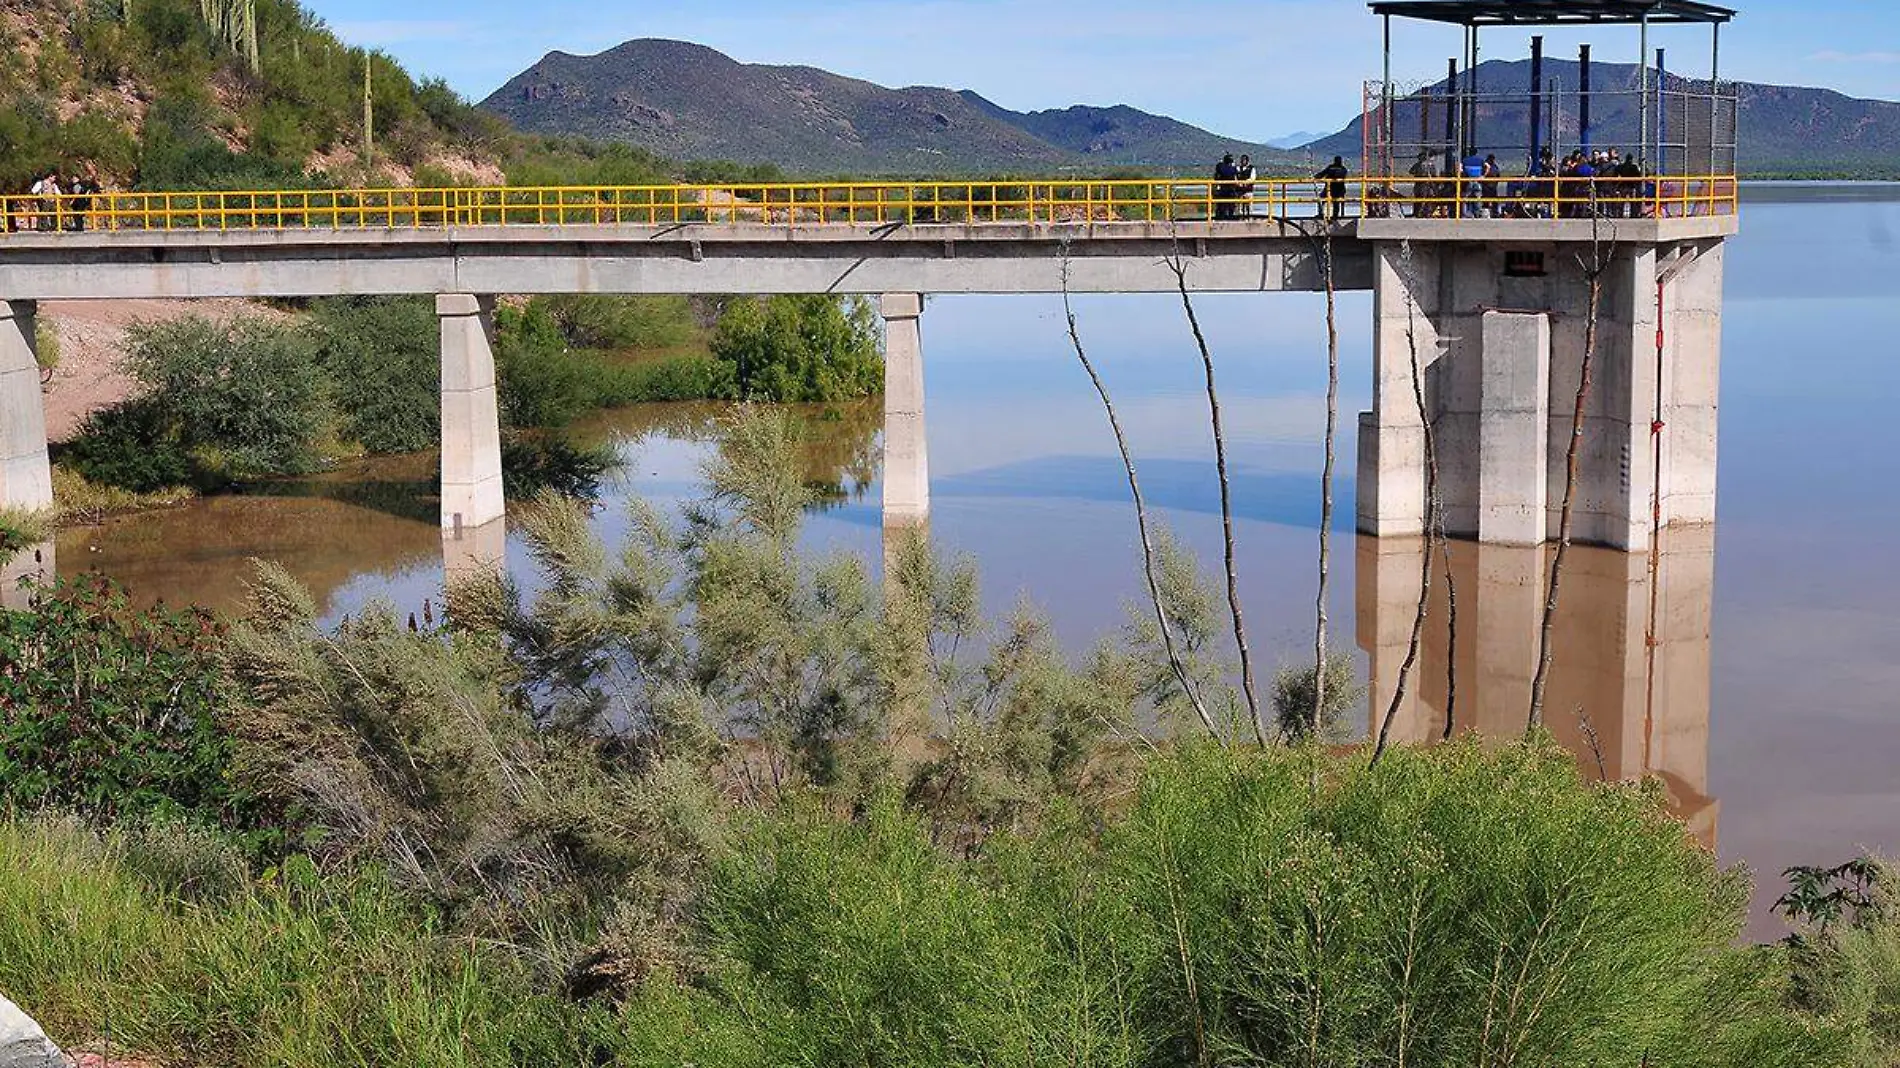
[1355,528,1717,849]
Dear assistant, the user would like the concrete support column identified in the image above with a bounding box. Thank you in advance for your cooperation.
[1479,311,1551,545]
[0,300,53,512]
[1657,244,1724,528]
[880,293,928,526]
[1358,247,1436,537]
[438,294,504,533]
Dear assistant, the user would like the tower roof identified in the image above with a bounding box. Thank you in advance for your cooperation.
[1367,0,1735,26]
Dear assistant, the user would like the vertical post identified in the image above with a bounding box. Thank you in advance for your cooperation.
[880,293,928,527]
[1710,23,1723,178]
[437,294,504,533]
[1468,25,1481,155]
[0,300,53,512]
[1529,36,1545,166]
[1579,45,1593,150]
[1639,14,1650,173]
[1657,47,1669,185]
[1382,14,1393,176]
[1445,57,1459,175]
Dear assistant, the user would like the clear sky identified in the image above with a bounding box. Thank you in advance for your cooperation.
[305,0,1900,142]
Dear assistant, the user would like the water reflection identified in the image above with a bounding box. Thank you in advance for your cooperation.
[1357,529,1717,848]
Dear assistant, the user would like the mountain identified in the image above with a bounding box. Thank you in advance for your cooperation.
[480,40,1286,175]
[1297,58,1900,177]
[1267,130,1327,149]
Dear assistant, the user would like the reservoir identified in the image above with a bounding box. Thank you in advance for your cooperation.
[51,184,1900,932]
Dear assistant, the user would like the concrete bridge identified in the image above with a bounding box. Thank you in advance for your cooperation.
[0,177,1736,591]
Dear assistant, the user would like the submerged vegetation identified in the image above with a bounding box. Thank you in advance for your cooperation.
[1,409,1892,1066]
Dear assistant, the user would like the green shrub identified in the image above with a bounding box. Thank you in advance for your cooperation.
[119,315,331,479]
[310,296,440,453]
[630,741,1845,1067]
[710,294,883,402]
[621,351,736,402]
[0,573,272,840]
[61,398,195,492]
[531,294,699,351]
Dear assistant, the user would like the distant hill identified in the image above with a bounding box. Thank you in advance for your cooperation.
[1297,58,1900,178]
[0,0,516,191]
[480,40,1290,175]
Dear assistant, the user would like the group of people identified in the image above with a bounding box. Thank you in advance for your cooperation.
[1400,145,1649,219]
[1210,152,1354,221]
[1212,152,1257,219]
[3,166,104,232]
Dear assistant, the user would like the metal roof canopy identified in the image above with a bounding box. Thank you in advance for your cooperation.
[1368,0,1735,26]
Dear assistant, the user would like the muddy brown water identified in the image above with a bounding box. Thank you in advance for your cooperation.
[48,184,1900,936]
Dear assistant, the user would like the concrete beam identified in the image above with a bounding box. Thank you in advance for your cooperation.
[0,225,1375,299]
[881,293,928,526]
[0,300,52,512]
[438,294,504,532]
[1478,311,1551,545]
[1356,215,1738,244]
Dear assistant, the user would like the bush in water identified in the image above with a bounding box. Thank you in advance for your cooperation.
[710,294,883,403]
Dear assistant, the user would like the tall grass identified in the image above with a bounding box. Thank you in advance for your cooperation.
[0,817,606,1068]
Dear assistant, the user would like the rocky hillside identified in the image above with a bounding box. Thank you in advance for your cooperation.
[480,39,1291,175]
[0,0,510,192]
[1297,58,1900,178]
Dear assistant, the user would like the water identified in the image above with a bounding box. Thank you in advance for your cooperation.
[51,186,1900,934]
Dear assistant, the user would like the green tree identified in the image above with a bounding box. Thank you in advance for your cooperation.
[119,315,331,478]
[710,295,883,403]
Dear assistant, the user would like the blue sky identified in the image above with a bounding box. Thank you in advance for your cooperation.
[306,0,1900,142]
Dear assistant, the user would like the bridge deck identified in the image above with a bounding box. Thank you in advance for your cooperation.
[0,177,1736,299]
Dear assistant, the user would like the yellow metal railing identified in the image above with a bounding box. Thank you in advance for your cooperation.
[0,176,1736,235]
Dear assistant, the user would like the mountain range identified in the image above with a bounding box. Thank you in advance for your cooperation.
[481,39,1900,178]
[479,39,1292,175]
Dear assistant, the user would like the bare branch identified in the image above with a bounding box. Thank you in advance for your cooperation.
[1371,287,1440,766]
[1167,251,1266,747]
[1313,230,1342,739]
[1059,252,1224,744]
[1530,204,1614,729]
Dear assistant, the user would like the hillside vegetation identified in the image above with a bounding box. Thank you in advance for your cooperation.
[0,0,694,192]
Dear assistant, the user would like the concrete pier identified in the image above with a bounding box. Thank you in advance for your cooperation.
[437,294,504,533]
[1357,229,1726,551]
[0,300,52,512]
[880,293,928,527]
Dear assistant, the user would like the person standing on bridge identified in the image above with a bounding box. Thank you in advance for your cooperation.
[1235,154,1257,219]
[29,172,64,233]
[1213,153,1239,220]
[1316,156,1350,220]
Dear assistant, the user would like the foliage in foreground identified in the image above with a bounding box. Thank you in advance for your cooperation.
[0,744,1858,1068]
[0,573,270,841]
[0,408,1885,1066]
